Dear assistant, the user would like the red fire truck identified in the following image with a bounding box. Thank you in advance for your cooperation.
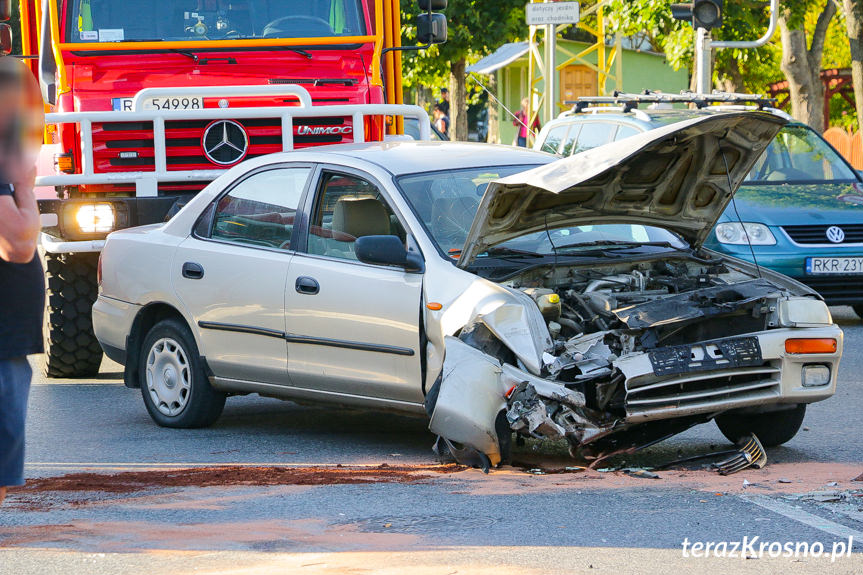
[9,0,443,377]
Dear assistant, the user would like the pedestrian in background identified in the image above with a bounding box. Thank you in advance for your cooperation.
[514,97,540,147]
[433,103,449,138]
[0,57,44,505]
[437,87,450,117]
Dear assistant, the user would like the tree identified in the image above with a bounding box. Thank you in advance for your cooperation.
[400,0,526,141]
[843,0,863,129]
[778,1,837,131]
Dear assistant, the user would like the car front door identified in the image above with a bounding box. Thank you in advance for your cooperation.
[283,168,425,406]
[173,165,311,385]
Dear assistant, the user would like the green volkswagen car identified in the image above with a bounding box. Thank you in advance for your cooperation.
[702,123,863,317]
[534,95,863,317]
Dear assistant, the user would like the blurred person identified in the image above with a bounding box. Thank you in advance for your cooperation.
[433,103,449,138]
[0,57,45,505]
[513,97,540,147]
[437,87,450,117]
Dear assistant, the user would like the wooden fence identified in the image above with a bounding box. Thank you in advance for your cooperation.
[823,127,863,169]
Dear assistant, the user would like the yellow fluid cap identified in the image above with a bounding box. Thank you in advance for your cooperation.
[547,293,560,304]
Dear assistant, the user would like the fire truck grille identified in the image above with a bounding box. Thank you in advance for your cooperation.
[91,117,354,172]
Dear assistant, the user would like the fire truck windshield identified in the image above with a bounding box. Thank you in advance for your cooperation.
[68,0,367,43]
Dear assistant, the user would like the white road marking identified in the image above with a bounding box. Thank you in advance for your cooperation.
[744,494,863,542]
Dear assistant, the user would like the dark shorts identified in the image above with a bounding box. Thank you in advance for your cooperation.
[517,136,527,147]
[0,357,32,487]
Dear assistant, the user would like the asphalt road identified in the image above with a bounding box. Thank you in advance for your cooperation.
[1,307,862,574]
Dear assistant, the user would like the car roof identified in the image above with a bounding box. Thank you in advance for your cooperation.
[264,141,556,176]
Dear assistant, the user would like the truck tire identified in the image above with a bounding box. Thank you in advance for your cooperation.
[714,404,806,447]
[43,252,103,378]
[139,318,226,428]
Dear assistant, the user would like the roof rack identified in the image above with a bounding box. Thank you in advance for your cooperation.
[565,90,778,114]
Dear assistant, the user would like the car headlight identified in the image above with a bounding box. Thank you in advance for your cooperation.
[75,203,115,234]
[714,222,776,245]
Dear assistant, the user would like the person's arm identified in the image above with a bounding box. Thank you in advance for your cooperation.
[0,167,41,263]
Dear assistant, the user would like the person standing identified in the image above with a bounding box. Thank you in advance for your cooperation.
[0,58,45,506]
[437,87,450,117]
[433,103,449,138]
[513,97,541,147]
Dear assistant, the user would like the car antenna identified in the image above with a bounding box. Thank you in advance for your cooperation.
[469,73,540,142]
[720,141,762,279]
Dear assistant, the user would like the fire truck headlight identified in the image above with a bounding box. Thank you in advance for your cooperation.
[75,204,115,234]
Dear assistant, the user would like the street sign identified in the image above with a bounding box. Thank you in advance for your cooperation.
[526,2,580,26]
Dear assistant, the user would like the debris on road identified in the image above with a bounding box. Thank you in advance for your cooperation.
[624,469,660,479]
[713,434,767,475]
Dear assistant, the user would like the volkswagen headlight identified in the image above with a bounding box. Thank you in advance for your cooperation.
[714,222,776,245]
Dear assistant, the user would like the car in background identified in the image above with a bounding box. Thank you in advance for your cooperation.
[93,114,842,470]
[533,94,863,318]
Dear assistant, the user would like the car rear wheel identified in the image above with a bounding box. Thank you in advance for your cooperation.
[714,404,806,447]
[139,318,225,428]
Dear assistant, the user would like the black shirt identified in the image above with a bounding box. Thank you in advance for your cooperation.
[438,99,450,116]
[0,183,44,360]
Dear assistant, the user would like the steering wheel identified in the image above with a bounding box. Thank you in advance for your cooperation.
[262,16,334,38]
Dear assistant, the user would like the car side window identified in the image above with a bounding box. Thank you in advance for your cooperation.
[572,122,616,155]
[307,172,406,261]
[540,124,570,154]
[560,124,582,156]
[209,167,310,250]
[614,124,641,141]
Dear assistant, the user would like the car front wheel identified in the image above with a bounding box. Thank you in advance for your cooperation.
[139,318,225,428]
[714,404,806,447]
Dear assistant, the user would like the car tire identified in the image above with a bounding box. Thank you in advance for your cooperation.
[714,404,806,447]
[852,304,863,319]
[139,318,225,428]
[43,252,103,378]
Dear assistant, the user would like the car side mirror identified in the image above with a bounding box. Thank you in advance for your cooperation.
[355,235,424,273]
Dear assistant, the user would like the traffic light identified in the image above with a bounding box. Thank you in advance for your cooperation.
[1,0,12,56]
[417,0,447,45]
[671,1,724,31]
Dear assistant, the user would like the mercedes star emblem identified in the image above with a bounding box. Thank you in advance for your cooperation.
[825,226,845,244]
[202,120,248,165]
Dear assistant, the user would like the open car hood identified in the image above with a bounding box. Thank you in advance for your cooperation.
[458,112,786,267]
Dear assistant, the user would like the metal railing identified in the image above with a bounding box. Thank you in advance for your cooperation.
[35,85,430,197]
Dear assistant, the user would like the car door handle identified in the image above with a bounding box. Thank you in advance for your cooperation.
[182,262,205,279]
[295,276,319,295]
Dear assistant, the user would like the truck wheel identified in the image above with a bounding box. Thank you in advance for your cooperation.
[139,318,225,428]
[43,253,103,378]
[714,404,806,447]
[853,305,863,319]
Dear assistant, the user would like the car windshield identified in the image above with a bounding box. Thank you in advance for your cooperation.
[397,165,687,257]
[745,125,857,183]
[396,165,540,255]
[67,0,366,43]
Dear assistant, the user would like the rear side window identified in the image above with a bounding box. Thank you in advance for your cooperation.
[571,122,616,155]
[614,125,641,141]
[540,124,570,154]
[209,167,310,250]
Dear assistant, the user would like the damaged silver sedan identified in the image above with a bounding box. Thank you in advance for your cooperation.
[93,111,841,470]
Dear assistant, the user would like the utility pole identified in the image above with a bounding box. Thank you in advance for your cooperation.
[673,0,778,95]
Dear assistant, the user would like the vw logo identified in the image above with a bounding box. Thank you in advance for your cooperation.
[202,120,248,165]
[825,226,846,243]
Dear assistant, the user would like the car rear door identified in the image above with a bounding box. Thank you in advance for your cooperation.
[173,165,311,385]
[283,166,425,406]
